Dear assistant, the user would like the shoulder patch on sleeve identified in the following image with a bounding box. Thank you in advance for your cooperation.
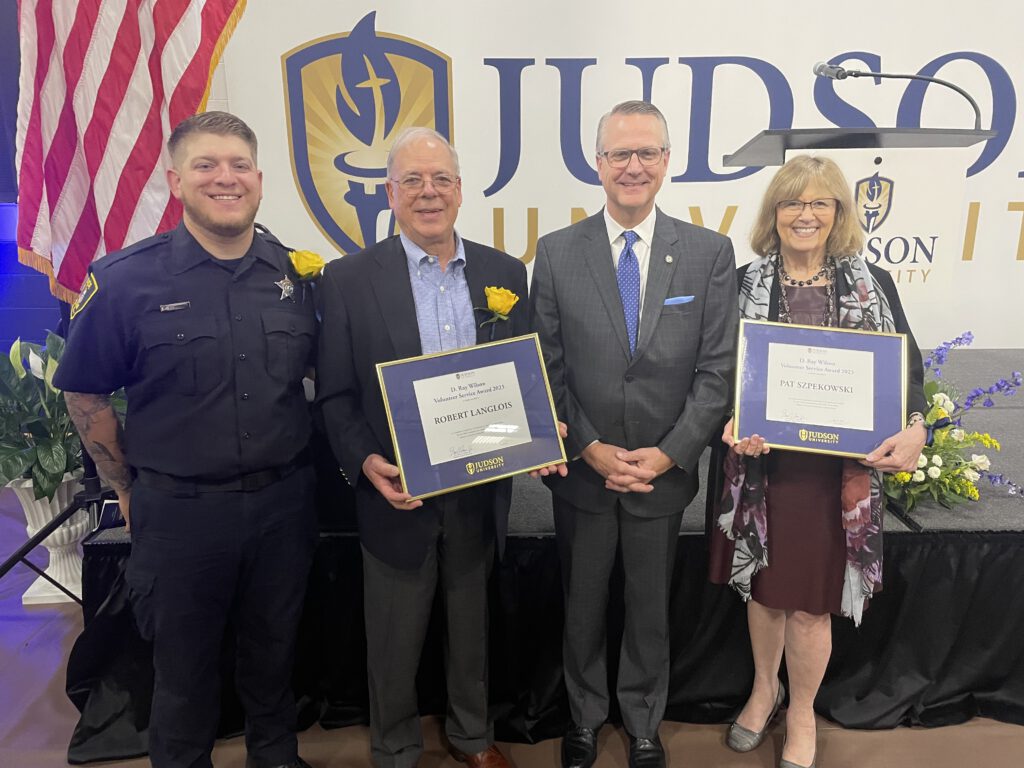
[70,272,99,319]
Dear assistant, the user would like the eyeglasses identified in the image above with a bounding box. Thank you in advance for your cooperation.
[776,199,837,215]
[389,174,459,193]
[597,147,666,168]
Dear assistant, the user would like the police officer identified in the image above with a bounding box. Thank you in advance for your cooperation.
[56,112,317,768]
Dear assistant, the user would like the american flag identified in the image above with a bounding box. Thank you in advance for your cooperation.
[15,0,247,302]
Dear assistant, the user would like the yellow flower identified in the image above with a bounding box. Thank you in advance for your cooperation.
[953,477,980,501]
[894,471,912,485]
[484,286,519,318]
[978,433,1001,451]
[289,249,325,279]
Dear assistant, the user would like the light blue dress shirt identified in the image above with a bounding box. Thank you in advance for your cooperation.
[402,232,477,354]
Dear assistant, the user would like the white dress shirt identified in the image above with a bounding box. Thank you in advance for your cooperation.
[604,206,657,316]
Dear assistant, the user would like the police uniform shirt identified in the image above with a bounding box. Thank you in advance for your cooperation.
[54,223,316,480]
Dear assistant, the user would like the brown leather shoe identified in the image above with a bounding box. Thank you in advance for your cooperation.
[448,743,511,767]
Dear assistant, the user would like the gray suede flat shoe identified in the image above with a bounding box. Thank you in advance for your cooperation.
[726,681,786,752]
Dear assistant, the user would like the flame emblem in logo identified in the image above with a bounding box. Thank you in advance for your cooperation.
[283,12,454,254]
[855,172,894,234]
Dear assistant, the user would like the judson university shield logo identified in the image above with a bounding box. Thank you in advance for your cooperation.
[282,12,454,254]
[854,172,895,234]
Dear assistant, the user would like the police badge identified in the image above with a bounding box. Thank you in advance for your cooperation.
[275,276,296,302]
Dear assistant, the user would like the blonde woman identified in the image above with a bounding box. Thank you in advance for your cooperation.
[709,155,927,768]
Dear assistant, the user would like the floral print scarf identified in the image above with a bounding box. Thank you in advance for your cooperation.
[717,252,896,625]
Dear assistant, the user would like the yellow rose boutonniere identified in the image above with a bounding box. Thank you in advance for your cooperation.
[476,286,520,327]
[288,249,325,279]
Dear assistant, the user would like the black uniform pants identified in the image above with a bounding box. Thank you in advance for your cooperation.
[126,465,317,768]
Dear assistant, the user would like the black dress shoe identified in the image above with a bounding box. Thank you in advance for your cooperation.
[628,734,665,768]
[245,758,312,768]
[562,725,598,768]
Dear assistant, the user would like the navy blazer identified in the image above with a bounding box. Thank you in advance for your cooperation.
[316,235,529,569]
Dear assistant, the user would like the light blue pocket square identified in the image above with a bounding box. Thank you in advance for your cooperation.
[664,295,694,306]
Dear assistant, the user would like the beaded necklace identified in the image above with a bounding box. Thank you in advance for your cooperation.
[776,254,836,327]
[778,260,827,286]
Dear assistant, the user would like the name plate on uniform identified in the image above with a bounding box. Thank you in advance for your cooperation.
[735,319,907,458]
[377,334,565,499]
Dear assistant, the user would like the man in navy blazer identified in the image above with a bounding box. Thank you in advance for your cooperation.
[317,128,527,768]
[531,101,738,768]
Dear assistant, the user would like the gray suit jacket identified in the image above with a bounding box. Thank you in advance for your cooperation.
[530,209,738,517]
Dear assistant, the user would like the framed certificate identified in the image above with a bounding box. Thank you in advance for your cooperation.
[735,319,907,458]
[377,333,566,499]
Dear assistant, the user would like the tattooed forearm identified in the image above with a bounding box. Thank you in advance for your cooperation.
[86,437,133,492]
[65,391,111,424]
[64,392,132,493]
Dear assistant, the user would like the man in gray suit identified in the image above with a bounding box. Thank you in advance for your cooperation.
[530,101,738,768]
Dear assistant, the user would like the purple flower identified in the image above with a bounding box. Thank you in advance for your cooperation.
[985,474,1024,500]
[921,333,1022,503]
[924,331,975,372]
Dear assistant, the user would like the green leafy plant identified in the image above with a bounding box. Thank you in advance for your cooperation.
[0,332,82,500]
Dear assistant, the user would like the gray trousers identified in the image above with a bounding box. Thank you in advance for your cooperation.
[554,495,682,738]
[361,491,495,768]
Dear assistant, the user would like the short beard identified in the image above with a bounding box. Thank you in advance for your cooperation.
[182,201,257,240]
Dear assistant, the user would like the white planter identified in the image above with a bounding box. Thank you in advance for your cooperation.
[8,472,88,604]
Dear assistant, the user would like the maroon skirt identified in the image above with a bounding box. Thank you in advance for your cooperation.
[709,449,846,616]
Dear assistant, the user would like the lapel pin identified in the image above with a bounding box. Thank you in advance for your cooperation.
[665,254,673,263]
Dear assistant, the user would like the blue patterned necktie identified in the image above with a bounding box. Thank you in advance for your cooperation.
[617,230,641,355]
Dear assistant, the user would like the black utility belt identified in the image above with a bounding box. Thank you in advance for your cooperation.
[136,452,309,494]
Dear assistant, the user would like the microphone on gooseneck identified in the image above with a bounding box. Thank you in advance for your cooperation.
[812,62,848,80]
[812,61,983,130]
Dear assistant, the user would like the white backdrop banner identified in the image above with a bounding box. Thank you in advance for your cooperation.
[213,2,1024,349]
